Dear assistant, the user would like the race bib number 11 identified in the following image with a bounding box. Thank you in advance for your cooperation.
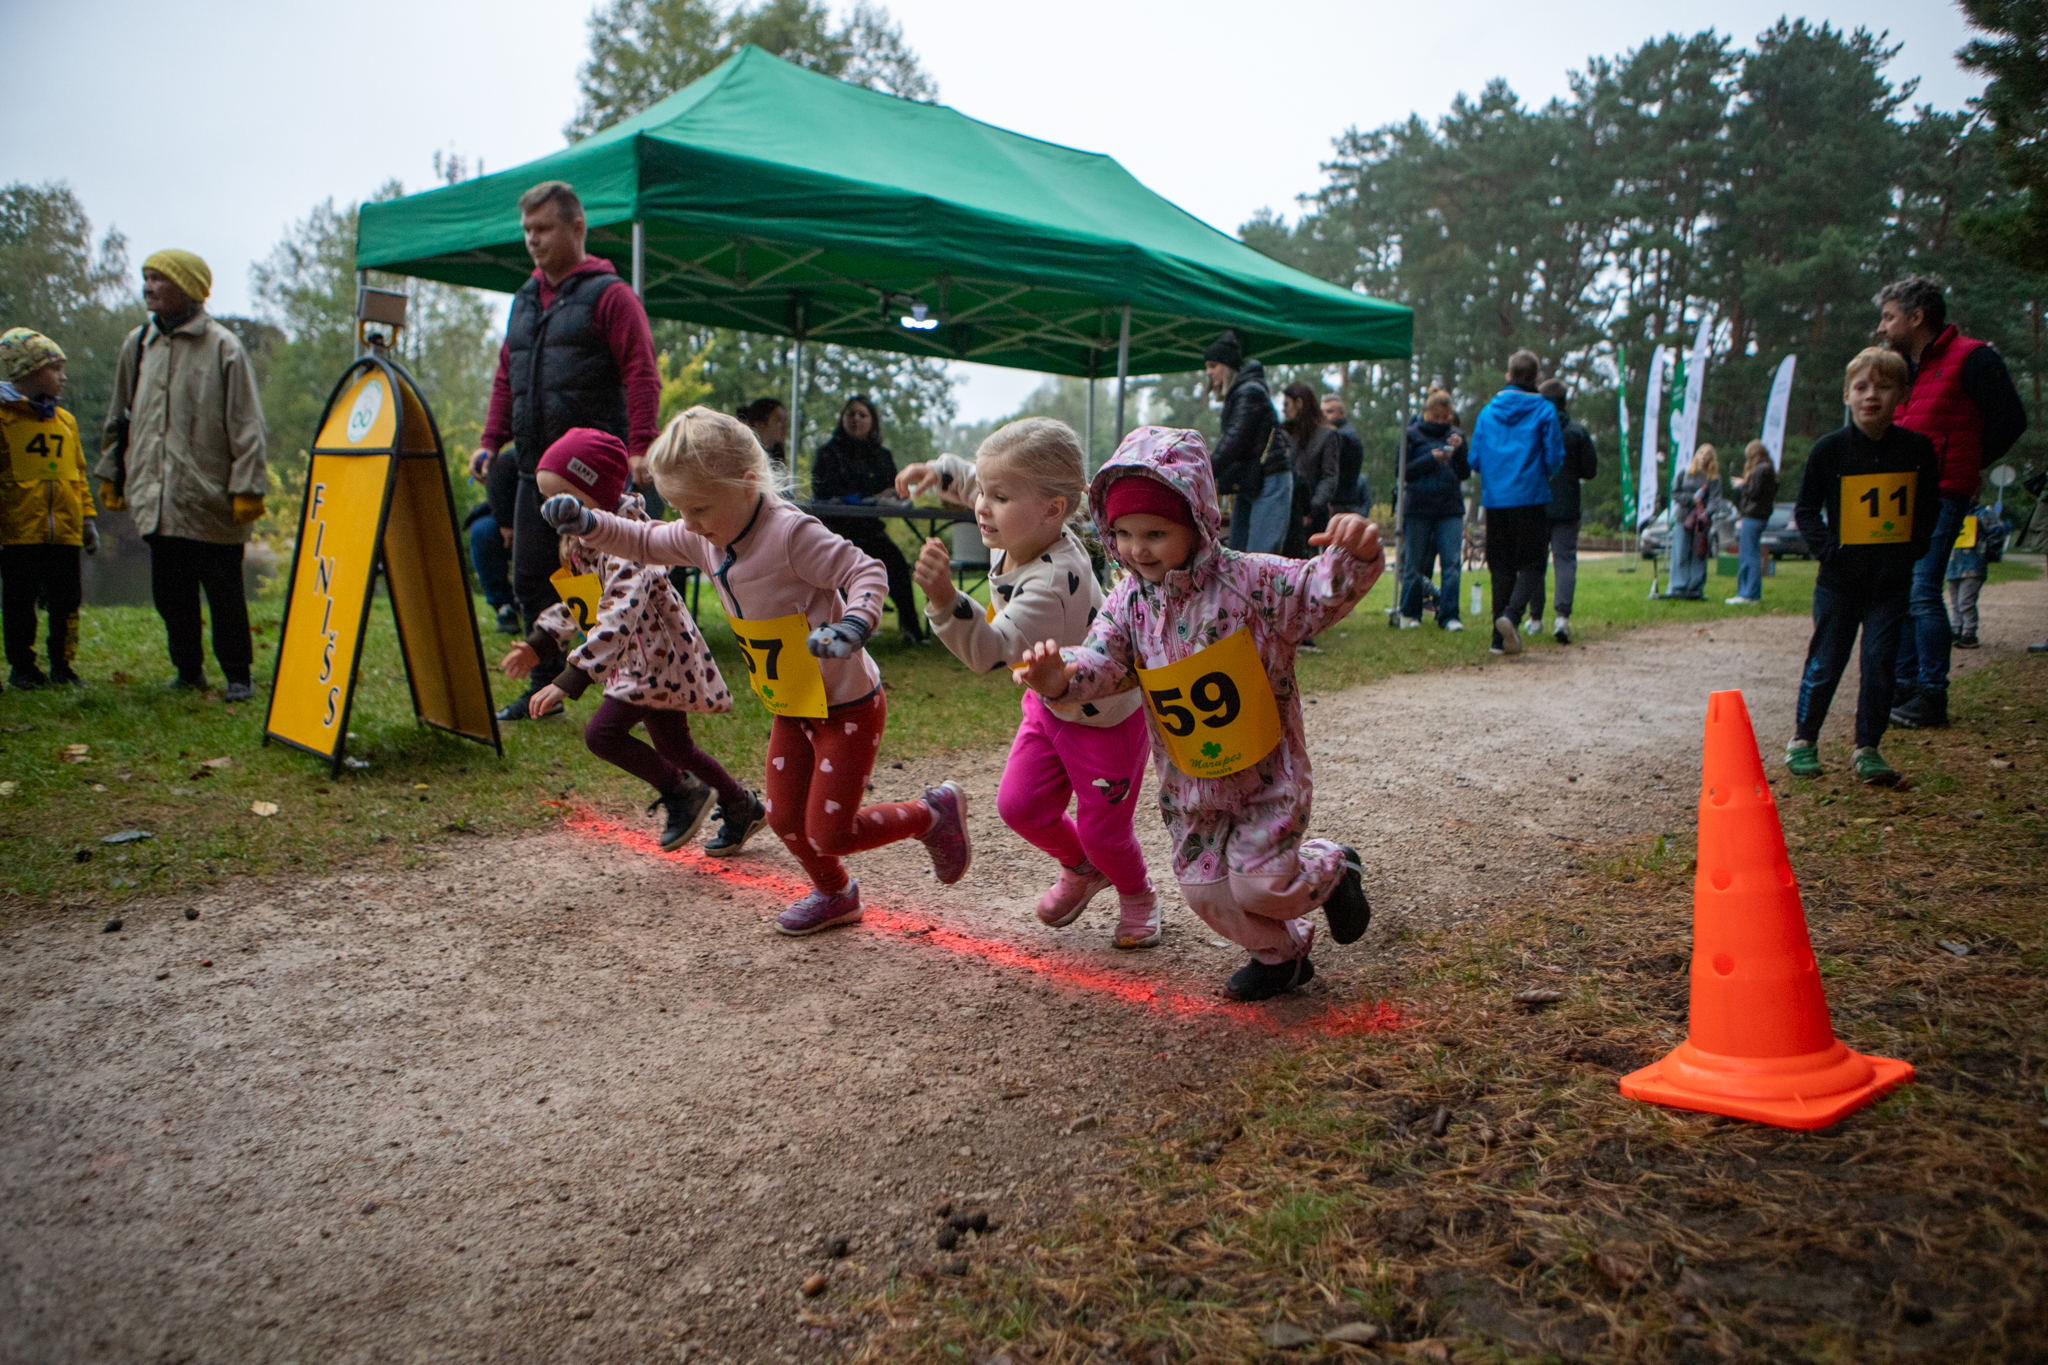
[1132,628,1283,779]
[1838,471,1915,546]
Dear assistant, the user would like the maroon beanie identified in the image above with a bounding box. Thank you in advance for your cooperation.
[538,428,629,510]
[1102,474,1194,530]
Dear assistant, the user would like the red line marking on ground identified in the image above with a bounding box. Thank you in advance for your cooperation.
[560,806,1401,1039]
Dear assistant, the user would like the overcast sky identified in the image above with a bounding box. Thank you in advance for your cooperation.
[11,0,1986,422]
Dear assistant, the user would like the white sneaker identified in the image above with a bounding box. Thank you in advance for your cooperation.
[1493,617,1522,655]
[1443,619,1465,632]
[1522,617,1541,636]
[1724,596,1759,605]
[1398,615,1422,629]
[1553,615,1569,635]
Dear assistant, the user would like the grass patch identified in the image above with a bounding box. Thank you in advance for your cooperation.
[841,653,2048,1362]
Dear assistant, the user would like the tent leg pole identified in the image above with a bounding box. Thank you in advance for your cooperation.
[354,271,367,360]
[789,337,802,467]
[1115,304,1131,440]
[1084,355,1096,474]
[631,221,645,297]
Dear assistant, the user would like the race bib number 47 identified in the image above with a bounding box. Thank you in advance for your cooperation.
[1132,628,1283,779]
[726,613,829,718]
[1839,471,1915,546]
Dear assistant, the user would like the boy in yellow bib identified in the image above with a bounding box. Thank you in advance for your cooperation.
[0,329,97,688]
[1014,427,1384,1002]
[1786,348,1939,785]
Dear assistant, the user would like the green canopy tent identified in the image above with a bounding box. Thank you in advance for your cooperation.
[358,46,1410,456]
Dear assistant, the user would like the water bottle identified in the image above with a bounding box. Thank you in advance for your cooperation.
[1470,584,1483,617]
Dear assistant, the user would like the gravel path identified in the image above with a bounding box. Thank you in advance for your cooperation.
[4,572,2040,1364]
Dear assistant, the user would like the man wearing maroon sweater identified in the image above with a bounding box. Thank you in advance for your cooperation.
[1875,276,2028,730]
[470,180,660,721]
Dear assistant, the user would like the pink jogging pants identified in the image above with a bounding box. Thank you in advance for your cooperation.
[994,689,1152,896]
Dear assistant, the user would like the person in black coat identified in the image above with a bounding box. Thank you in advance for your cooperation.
[1398,389,1470,629]
[1320,393,1368,513]
[1535,378,1597,643]
[811,395,925,645]
[1202,332,1282,552]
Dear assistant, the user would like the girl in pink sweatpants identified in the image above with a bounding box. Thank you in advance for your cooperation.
[900,418,1159,947]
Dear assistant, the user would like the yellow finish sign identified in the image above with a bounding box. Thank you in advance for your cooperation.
[265,356,500,773]
[550,568,604,632]
[267,453,391,746]
[1133,627,1283,779]
[1839,471,1916,546]
[727,613,829,718]
[1955,515,1978,550]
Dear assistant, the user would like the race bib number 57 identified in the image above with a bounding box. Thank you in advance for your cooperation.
[1839,471,1915,546]
[726,613,829,718]
[1132,628,1283,779]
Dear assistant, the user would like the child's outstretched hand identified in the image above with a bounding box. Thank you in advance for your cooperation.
[1011,638,1078,698]
[912,537,956,611]
[501,642,539,679]
[894,462,940,499]
[1310,513,1384,565]
[527,683,566,720]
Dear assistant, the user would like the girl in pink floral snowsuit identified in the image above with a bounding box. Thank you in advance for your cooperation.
[1014,426,1385,1001]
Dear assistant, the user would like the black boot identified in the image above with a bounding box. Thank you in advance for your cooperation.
[704,791,768,858]
[1224,954,1315,1002]
[1322,846,1372,945]
[650,780,714,852]
[1890,689,1949,730]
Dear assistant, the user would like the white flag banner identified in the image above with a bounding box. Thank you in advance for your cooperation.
[1673,316,1713,476]
[1637,345,1669,530]
[1760,354,1796,469]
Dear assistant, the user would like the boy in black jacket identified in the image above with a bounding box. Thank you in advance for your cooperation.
[1787,348,1939,785]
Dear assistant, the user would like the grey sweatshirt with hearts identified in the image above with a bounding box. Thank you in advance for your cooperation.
[922,454,1141,729]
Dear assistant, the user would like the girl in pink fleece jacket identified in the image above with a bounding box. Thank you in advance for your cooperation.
[543,408,972,936]
[1014,426,1384,1002]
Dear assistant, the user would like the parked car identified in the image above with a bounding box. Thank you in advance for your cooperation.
[1637,500,1737,558]
[1760,501,1807,559]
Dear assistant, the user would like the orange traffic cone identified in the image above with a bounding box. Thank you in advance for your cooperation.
[1618,689,1912,1129]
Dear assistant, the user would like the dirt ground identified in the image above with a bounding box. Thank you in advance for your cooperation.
[4,573,2042,1365]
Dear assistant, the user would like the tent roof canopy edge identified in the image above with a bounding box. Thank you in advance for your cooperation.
[358,46,1410,378]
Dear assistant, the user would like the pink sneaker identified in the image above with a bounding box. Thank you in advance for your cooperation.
[1112,890,1162,950]
[1036,862,1113,928]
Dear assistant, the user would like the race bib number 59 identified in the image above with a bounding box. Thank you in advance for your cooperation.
[1132,628,1283,779]
[1839,471,1915,546]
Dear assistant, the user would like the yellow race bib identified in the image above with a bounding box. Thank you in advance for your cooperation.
[1839,471,1915,546]
[727,613,829,718]
[1132,628,1283,779]
[6,411,76,483]
[549,567,604,633]
[1954,515,1978,550]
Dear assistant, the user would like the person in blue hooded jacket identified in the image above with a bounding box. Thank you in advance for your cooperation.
[1468,350,1564,655]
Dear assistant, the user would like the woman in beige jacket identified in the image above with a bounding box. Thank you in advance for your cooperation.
[95,251,268,699]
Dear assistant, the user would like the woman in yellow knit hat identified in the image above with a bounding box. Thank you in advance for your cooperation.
[93,251,269,702]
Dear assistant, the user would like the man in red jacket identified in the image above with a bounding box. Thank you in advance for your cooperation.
[1875,277,2028,729]
[468,181,661,723]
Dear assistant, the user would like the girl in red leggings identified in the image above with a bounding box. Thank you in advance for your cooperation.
[543,407,970,934]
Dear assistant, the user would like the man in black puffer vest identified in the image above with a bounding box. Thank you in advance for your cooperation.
[470,181,658,721]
